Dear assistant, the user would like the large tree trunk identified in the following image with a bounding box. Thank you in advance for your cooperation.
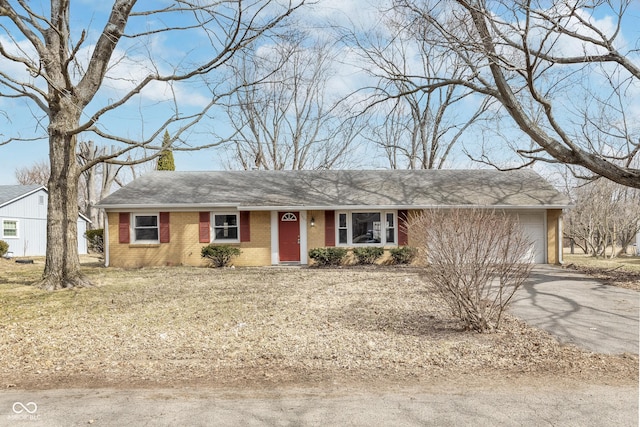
[37,108,91,290]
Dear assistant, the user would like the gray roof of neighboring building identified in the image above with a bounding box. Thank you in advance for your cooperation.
[0,185,44,208]
[96,169,569,210]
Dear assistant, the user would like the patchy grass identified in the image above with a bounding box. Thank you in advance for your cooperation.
[564,253,640,272]
[563,254,640,290]
[0,258,637,390]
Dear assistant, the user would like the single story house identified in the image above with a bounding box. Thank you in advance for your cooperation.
[96,169,569,267]
[0,185,89,257]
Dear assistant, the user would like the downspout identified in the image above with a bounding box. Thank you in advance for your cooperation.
[558,215,563,265]
[104,212,109,267]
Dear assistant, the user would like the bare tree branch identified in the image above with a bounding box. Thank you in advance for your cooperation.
[381,0,640,187]
[0,0,305,290]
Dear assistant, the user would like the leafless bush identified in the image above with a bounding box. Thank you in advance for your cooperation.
[411,209,534,332]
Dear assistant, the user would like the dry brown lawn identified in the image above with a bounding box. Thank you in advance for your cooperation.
[563,254,640,291]
[0,257,637,390]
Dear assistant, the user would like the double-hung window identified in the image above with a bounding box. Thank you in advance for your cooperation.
[336,211,397,246]
[213,213,239,242]
[2,220,18,238]
[133,214,159,243]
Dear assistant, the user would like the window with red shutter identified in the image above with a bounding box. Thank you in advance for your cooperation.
[199,212,210,243]
[324,210,335,246]
[159,212,170,243]
[119,212,130,244]
[240,211,250,242]
[398,210,408,246]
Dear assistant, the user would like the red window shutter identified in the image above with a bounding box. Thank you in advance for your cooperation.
[159,212,170,243]
[118,212,130,244]
[199,212,210,243]
[325,210,335,246]
[240,211,250,242]
[398,210,408,246]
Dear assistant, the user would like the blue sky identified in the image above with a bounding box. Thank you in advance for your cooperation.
[0,0,638,185]
[0,0,379,183]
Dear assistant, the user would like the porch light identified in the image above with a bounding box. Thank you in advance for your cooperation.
[310,216,315,227]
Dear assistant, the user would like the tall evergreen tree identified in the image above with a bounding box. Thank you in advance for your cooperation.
[157,131,176,171]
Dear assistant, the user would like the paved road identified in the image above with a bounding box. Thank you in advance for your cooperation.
[510,266,639,354]
[1,384,637,427]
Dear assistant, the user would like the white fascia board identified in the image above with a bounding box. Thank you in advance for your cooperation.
[79,212,92,223]
[98,203,570,212]
[97,204,239,211]
[237,204,570,211]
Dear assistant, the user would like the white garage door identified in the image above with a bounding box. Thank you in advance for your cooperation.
[516,212,546,264]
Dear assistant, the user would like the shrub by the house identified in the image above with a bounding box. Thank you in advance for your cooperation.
[353,247,384,265]
[85,229,104,253]
[201,244,241,268]
[308,247,347,266]
[389,246,417,264]
[0,240,8,257]
[411,208,533,332]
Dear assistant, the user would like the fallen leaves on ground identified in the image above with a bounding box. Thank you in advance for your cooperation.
[0,261,636,389]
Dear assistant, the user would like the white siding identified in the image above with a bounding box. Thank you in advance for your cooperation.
[0,188,89,256]
[77,217,88,255]
[0,188,48,256]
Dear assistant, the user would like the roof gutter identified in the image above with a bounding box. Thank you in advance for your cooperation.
[96,203,571,211]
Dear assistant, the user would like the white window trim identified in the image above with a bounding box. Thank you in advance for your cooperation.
[1,219,19,239]
[335,210,398,246]
[211,212,240,243]
[131,213,160,244]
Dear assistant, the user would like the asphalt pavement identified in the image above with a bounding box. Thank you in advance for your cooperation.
[1,384,637,427]
[510,265,639,354]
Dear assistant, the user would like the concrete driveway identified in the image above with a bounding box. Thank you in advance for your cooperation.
[510,266,639,355]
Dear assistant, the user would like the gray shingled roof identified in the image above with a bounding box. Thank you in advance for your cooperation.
[97,169,569,210]
[0,185,43,208]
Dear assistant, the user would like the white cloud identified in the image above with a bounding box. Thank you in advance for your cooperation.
[0,36,46,103]
[304,0,382,29]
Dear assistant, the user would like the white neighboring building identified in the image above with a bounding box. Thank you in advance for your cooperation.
[0,185,89,257]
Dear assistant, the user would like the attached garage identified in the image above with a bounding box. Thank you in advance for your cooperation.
[515,212,546,264]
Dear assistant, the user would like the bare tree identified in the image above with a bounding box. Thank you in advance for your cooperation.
[0,0,304,289]
[223,33,363,170]
[352,10,492,169]
[15,160,50,186]
[16,143,132,230]
[411,209,534,332]
[564,179,640,257]
[380,1,639,187]
[77,141,124,229]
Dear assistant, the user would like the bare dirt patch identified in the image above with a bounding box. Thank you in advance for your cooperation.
[0,261,637,390]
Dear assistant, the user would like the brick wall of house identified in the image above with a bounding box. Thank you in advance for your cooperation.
[307,210,325,251]
[107,211,272,268]
[106,208,558,267]
[107,211,202,267]
[236,211,272,266]
[546,209,563,265]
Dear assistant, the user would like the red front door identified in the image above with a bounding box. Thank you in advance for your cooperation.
[278,212,300,262]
